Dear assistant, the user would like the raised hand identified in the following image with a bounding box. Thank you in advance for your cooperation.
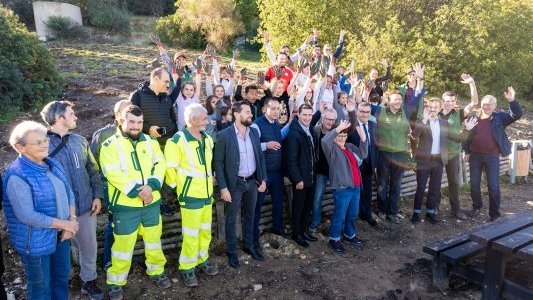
[297,57,308,73]
[313,28,320,38]
[346,98,356,112]
[239,67,247,78]
[355,125,366,142]
[203,63,212,76]
[349,73,361,88]
[460,73,474,84]
[381,58,389,67]
[257,71,265,85]
[463,116,478,131]
[414,62,425,79]
[336,120,351,133]
[273,65,283,79]
[194,57,203,71]
[226,64,235,77]
[310,59,321,76]
[233,49,240,60]
[150,33,161,46]
[503,86,516,102]
[422,107,431,123]
[305,33,313,44]
[262,31,270,42]
[176,65,185,78]
[339,29,347,39]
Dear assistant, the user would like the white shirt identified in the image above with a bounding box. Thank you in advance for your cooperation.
[429,118,441,155]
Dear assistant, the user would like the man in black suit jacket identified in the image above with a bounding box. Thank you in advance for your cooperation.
[283,104,319,248]
[347,102,378,226]
[410,98,451,224]
[213,101,268,268]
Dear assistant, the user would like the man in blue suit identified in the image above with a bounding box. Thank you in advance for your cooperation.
[347,102,378,226]
[213,101,268,268]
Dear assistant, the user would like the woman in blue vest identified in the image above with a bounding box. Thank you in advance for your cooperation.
[3,121,78,300]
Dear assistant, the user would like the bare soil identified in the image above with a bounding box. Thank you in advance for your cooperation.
[0,41,531,300]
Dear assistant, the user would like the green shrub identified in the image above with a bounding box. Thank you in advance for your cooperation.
[155,15,206,50]
[0,5,63,121]
[87,0,131,33]
[45,15,84,39]
[125,0,174,16]
[0,0,35,28]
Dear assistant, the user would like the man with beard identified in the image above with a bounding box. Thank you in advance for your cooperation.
[40,101,104,300]
[100,105,171,300]
[265,52,293,92]
[164,104,219,287]
[213,101,268,268]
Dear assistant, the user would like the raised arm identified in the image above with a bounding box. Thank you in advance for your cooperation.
[263,31,278,65]
[460,74,478,115]
[333,30,346,59]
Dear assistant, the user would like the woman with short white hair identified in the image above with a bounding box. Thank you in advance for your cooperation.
[3,120,78,299]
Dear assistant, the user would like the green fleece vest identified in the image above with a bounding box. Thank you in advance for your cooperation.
[376,108,409,153]
[446,110,462,155]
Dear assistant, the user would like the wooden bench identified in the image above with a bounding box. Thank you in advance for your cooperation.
[423,212,533,299]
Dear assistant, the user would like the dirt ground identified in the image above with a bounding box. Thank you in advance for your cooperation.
[0,41,531,300]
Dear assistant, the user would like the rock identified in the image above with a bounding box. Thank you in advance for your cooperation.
[244,261,249,265]
[13,278,21,284]
[172,278,179,283]
[263,243,270,248]
[293,249,300,255]
[299,254,307,260]
[313,268,320,273]
[253,284,262,291]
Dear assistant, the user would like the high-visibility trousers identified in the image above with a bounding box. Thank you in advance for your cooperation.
[179,204,212,273]
[107,204,167,286]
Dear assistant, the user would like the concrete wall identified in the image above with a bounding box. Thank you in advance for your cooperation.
[33,1,82,41]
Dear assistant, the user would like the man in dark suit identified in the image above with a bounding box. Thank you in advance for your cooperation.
[410,98,451,224]
[347,102,378,226]
[213,101,268,268]
[284,104,318,248]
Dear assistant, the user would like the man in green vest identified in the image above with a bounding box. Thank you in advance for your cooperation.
[438,74,478,220]
[374,63,426,224]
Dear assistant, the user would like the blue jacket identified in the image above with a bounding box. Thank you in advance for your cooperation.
[2,156,74,256]
[47,131,102,216]
[463,100,522,157]
[254,116,283,172]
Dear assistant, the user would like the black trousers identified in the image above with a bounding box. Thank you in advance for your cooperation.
[444,154,462,212]
[359,159,375,219]
[414,156,444,212]
[291,185,315,237]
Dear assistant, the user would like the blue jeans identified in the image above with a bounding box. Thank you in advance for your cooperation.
[20,239,70,300]
[469,153,501,218]
[310,174,329,231]
[254,170,285,245]
[329,186,361,241]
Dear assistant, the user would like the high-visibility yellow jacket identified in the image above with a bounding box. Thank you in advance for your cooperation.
[164,129,214,209]
[99,129,166,211]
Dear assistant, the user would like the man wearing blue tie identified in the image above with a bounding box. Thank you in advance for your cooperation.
[347,102,378,226]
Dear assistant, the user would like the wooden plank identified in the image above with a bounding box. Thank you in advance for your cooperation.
[481,246,508,300]
[470,212,533,245]
[440,241,484,264]
[423,233,471,256]
[516,243,533,262]
[492,225,533,254]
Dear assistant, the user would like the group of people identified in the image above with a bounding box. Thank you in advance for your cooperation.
[1,29,523,300]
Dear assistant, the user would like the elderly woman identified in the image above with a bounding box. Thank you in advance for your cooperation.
[321,120,368,254]
[2,121,78,299]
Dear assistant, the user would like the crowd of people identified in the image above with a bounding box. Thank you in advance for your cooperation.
[0,29,523,300]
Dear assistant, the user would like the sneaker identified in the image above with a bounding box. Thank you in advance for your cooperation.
[425,213,439,224]
[452,210,467,220]
[378,212,386,221]
[342,236,364,246]
[160,203,175,216]
[328,240,345,254]
[467,209,481,218]
[199,262,219,276]
[180,272,198,287]
[108,285,123,300]
[81,280,104,300]
[411,213,421,224]
[387,214,400,224]
[151,273,172,289]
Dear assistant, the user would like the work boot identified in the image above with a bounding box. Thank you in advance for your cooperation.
[151,273,172,289]
[467,209,481,218]
[199,262,219,276]
[108,285,123,300]
[81,280,104,300]
[181,272,198,287]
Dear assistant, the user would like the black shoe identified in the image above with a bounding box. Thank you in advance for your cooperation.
[366,218,377,226]
[160,203,175,216]
[243,247,265,261]
[490,213,501,222]
[328,240,345,254]
[302,232,318,242]
[411,213,421,224]
[467,209,481,218]
[292,235,310,248]
[81,280,104,300]
[227,253,240,268]
[342,236,364,246]
[425,213,439,224]
[271,228,290,238]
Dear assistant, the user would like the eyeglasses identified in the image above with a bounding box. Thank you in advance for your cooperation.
[324,118,336,122]
[358,110,371,114]
[26,137,50,147]
[337,134,348,138]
